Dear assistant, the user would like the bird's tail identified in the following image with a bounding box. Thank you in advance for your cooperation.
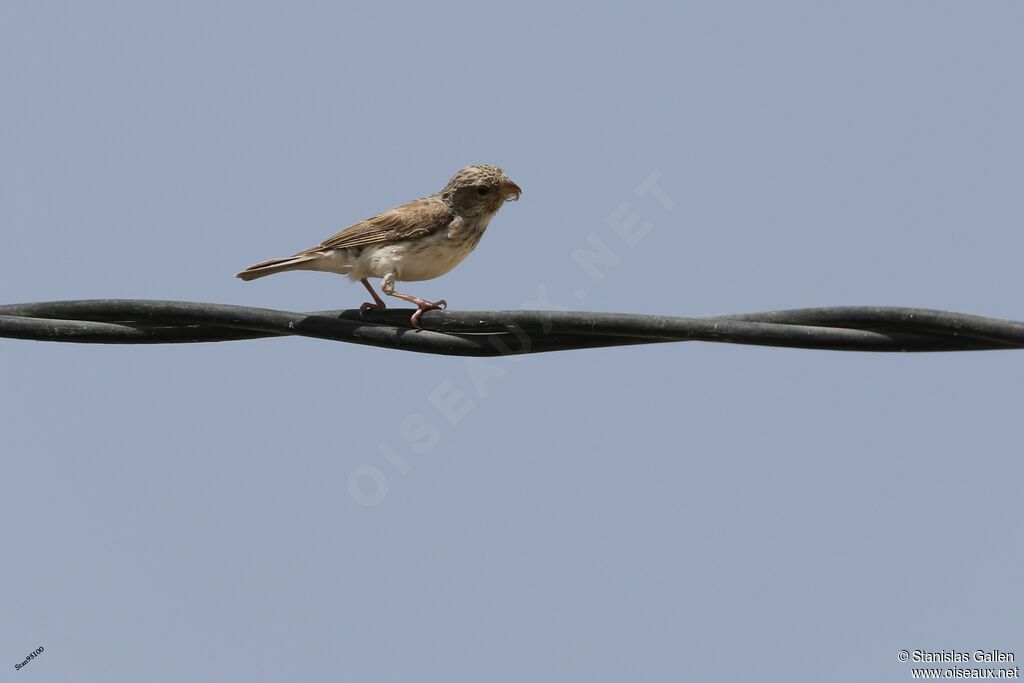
[235,253,322,281]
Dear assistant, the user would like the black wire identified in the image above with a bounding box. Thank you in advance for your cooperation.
[1,299,1022,356]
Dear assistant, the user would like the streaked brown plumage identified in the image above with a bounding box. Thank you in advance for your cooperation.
[236,165,521,326]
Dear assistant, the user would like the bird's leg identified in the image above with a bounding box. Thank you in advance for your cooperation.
[359,278,387,314]
[380,274,447,328]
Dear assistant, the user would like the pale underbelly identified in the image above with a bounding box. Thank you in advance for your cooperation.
[345,231,483,282]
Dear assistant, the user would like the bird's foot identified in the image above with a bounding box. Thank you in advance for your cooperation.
[410,299,447,328]
[359,301,387,317]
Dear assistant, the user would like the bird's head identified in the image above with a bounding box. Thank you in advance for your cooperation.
[441,164,521,217]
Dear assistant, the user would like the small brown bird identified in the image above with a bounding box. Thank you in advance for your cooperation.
[236,164,522,326]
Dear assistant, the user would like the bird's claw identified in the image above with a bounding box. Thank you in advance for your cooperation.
[410,300,447,328]
[359,301,387,318]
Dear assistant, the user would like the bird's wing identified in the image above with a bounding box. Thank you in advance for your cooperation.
[313,196,454,251]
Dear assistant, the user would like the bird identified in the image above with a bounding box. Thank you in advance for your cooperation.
[236,164,521,327]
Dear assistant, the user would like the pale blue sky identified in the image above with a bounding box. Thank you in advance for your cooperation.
[2,2,1022,681]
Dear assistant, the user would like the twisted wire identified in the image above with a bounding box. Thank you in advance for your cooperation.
[2,300,1023,356]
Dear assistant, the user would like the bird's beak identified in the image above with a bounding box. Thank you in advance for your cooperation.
[501,179,522,201]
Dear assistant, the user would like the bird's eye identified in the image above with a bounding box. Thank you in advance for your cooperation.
[476,186,491,196]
